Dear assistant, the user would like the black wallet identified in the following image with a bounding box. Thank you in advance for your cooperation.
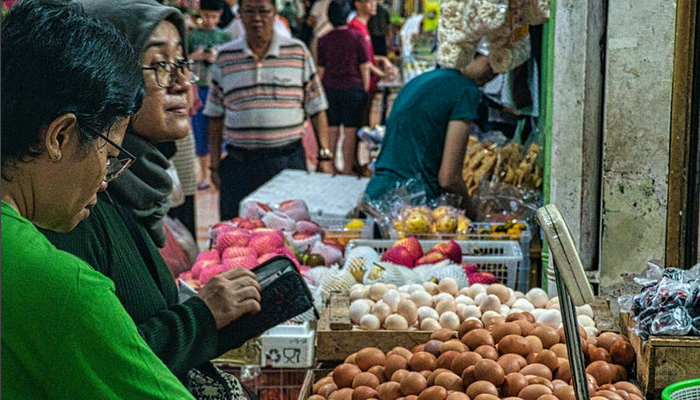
[218,255,318,353]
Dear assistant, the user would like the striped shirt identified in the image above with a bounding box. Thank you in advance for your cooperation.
[203,33,328,149]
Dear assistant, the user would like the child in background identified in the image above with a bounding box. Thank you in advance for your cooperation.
[187,0,231,190]
[317,0,371,175]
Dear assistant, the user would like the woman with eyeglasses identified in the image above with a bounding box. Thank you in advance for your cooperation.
[42,1,262,399]
[1,0,197,398]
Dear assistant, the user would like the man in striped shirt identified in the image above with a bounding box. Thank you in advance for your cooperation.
[204,0,333,220]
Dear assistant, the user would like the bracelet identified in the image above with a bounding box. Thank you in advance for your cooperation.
[318,147,333,160]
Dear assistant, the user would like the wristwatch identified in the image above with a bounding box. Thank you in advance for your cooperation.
[318,148,333,161]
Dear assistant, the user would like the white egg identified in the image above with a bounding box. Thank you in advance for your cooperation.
[576,304,594,318]
[385,314,409,330]
[584,326,599,338]
[458,287,471,297]
[467,284,487,299]
[546,297,560,309]
[350,283,365,292]
[387,283,398,290]
[438,278,459,295]
[371,301,392,323]
[578,315,595,327]
[436,298,457,315]
[508,308,525,315]
[514,291,526,299]
[455,295,475,306]
[417,306,439,322]
[383,289,402,312]
[410,290,433,308]
[458,305,481,320]
[408,284,426,293]
[479,294,502,313]
[512,298,535,312]
[397,299,418,326]
[526,288,550,308]
[349,299,371,324]
[398,285,411,293]
[359,314,381,330]
[350,287,368,301]
[420,317,441,331]
[433,292,454,304]
[505,292,517,307]
[368,282,388,301]
[481,310,503,326]
[474,292,487,306]
[530,308,546,320]
[499,304,511,315]
[439,311,460,330]
[423,281,439,295]
[537,309,562,326]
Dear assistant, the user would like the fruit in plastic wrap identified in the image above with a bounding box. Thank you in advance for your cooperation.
[404,212,432,234]
[434,214,459,234]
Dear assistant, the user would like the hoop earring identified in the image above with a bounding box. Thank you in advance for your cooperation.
[52,152,62,162]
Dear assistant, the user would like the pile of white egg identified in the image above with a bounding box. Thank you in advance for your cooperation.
[347,279,598,337]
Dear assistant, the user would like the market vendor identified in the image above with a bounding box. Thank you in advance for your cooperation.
[364,55,496,204]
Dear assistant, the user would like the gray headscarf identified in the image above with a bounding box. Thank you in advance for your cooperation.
[79,0,187,247]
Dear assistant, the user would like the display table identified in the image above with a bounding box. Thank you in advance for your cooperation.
[239,169,370,218]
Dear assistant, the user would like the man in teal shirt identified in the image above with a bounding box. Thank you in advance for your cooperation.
[365,55,495,202]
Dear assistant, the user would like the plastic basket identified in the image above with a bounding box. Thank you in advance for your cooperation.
[391,221,532,292]
[346,239,523,289]
[222,366,307,399]
[663,379,700,400]
[315,217,375,246]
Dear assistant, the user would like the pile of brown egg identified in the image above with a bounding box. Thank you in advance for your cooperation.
[309,312,640,400]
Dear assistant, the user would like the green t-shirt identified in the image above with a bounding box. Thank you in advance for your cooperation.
[0,201,195,400]
[365,68,482,201]
[186,28,231,87]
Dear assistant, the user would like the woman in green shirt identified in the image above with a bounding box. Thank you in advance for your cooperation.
[0,1,195,398]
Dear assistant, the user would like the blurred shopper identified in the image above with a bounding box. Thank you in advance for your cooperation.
[306,0,332,58]
[1,1,195,398]
[365,57,496,202]
[367,0,390,56]
[187,0,231,190]
[317,0,371,175]
[206,0,332,219]
[42,1,261,398]
[279,0,300,35]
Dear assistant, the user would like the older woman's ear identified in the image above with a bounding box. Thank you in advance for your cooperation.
[43,113,78,161]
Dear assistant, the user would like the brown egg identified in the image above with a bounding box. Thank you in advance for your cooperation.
[376,381,402,400]
[531,326,560,349]
[426,368,450,386]
[536,350,560,372]
[424,340,443,357]
[596,333,623,353]
[473,359,505,386]
[388,347,414,361]
[586,372,600,392]
[314,376,335,393]
[400,371,427,396]
[353,386,379,400]
[405,396,419,400]
[518,384,553,400]
[552,385,576,400]
[391,369,410,383]
[629,395,643,400]
[498,335,530,357]
[492,322,523,343]
[613,382,642,397]
[588,346,612,363]
[386,355,409,380]
[551,379,568,391]
[417,386,448,400]
[525,352,538,365]
[521,312,536,323]
[612,364,628,382]
[474,394,501,400]
[527,376,554,391]
[308,395,326,400]
[525,335,544,354]
[434,371,463,391]
[420,370,432,380]
[346,353,357,364]
[413,344,426,353]
[329,388,354,400]
[335,364,363,388]
[502,372,528,397]
[520,363,553,380]
[586,361,614,385]
[437,351,460,370]
[538,395,560,400]
[498,353,526,374]
[513,319,534,336]
[443,339,470,354]
[431,328,458,342]
[555,359,571,382]
[466,380,499,399]
[356,348,388,371]
[367,365,387,384]
[593,390,625,400]
[610,341,635,367]
[474,345,499,360]
[409,352,438,372]
[506,312,528,322]
[460,365,477,387]
[550,343,568,359]
[463,329,494,349]
[445,393,470,400]
[458,319,485,340]
[451,351,483,375]
[319,383,339,398]
[354,372,381,389]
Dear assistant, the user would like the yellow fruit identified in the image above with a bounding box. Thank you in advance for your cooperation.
[345,219,366,230]
[434,214,458,233]
[432,205,455,220]
[457,216,472,233]
[404,213,432,234]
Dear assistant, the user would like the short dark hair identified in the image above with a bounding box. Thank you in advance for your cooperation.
[200,0,224,11]
[238,0,275,11]
[328,0,350,27]
[1,0,144,179]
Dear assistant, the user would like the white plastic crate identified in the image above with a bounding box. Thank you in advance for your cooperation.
[314,216,375,246]
[260,321,315,368]
[346,239,523,289]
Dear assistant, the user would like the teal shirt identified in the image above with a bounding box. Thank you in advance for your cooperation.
[1,201,195,400]
[365,68,482,201]
[186,28,231,87]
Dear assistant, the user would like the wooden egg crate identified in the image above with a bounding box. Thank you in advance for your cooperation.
[620,312,700,399]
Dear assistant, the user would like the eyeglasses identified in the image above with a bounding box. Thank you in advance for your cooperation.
[240,8,275,17]
[96,132,136,183]
[140,59,199,89]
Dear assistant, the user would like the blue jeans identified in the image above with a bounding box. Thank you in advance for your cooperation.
[192,87,210,157]
[217,141,306,220]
